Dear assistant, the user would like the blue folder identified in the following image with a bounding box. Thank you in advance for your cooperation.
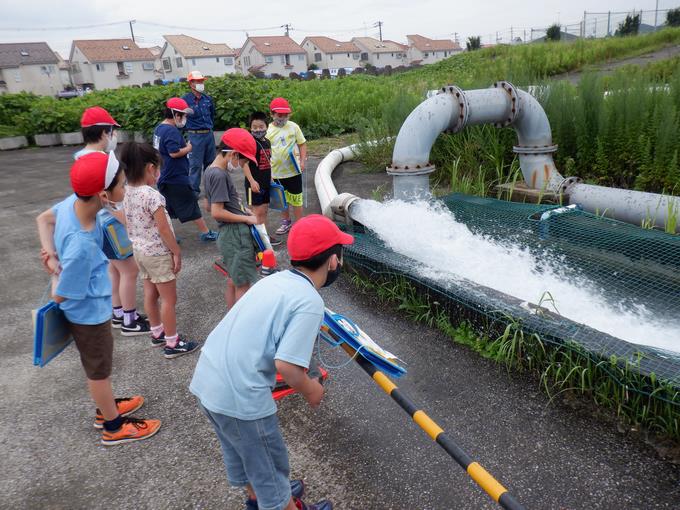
[250,225,266,252]
[100,211,133,259]
[33,301,73,367]
[269,182,288,211]
[320,308,407,378]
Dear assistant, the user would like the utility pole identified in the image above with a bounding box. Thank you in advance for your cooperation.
[282,23,292,36]
[655,0,660,30]
[607,11,611,36]
[510,26,514,42]
[129,19,136,43]
[374,21,383,41]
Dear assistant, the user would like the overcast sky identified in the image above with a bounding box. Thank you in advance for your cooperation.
[1,0,673,57]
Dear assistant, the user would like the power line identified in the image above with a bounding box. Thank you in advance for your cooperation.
[0,20,129,31]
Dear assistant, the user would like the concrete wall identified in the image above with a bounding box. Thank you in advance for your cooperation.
[160,44,236,80]
[302,41,360,70]
[238,41,307,76]
[0,64,64,96]
[71,46,157,90]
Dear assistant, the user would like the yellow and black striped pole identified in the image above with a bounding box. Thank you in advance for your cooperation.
[338,341,525,510]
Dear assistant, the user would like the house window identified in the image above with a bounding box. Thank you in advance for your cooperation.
[124,62,133,73]
[330,54,333,60]
[142,62,154,70]
[96,63,105,72]
[174,48,178,55]
[424,53,429,58]
[285,55,290,66]
[298,54,304,61]
[14,70,21,82]
[376,53,380,60]
[314,53,321,62]
[224,57,234,65]
[244,56,251,67]
[391,53,394,57]
[117,62,125,75]
[265,56,273,64]
[41,65,55,74]
[162,58,172,71]
[280,55,285,64]
[191,58,197,65]
[353,53,360,60]
[175,57,183,68]
[360,52,368,61]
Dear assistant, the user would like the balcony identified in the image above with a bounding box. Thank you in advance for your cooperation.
[116,73,130,79]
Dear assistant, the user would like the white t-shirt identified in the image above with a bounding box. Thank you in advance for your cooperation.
[190,269,324,420]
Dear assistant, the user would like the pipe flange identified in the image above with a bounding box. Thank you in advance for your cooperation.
[491,81,520,128]
[330,193,361,225]
[513,144,559,155]
[386,163,436,176]
[438,84,469,133]
[557,175,583,195]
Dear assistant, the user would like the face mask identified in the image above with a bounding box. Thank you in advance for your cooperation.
[322,259,342,288]
[153,169,161,183]
[272,117,287,127]
[106,133,118,152]
[108,200,124,211]
[195,83,205,93]
[174,115,186,129]
[251,129,266,139]
[227,160,240,172]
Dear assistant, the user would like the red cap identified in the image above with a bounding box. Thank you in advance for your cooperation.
[288,215,354,261]
[221,128,257,163]
[187,70,206,81]
[70,151,119,196]
[166,97,194,115]
[80,106,120,127]
[270,97,292,114]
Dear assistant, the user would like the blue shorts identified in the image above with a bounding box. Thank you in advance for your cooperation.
[199,403,292,510]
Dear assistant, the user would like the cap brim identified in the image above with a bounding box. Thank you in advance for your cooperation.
[272,108,292,114]
[172,107,194,115]
[104,151,120,188]
[338,231,354,245]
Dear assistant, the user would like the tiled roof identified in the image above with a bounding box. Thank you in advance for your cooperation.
[0,42,58,68]
[302,37,360,54]
[406,34,461,52]
[163,35,235,58]
[352,37,408,53]
[72,39,154,63]
[247,36,305,55]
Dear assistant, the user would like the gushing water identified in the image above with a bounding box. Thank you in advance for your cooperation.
[352,199,680,353]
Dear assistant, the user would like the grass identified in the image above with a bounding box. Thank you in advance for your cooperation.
[348,268,680,441]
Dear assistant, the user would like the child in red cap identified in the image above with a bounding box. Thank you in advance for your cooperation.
[266,97,307,236]
[191,214,353,510]
[204,128,259,309]
[36,151,161,445]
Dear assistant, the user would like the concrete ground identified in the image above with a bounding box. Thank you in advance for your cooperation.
[1,145,679,510]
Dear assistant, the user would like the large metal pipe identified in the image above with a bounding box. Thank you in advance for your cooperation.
[566,182,680,231]
[314,143,362,223]
[389,82,563,196]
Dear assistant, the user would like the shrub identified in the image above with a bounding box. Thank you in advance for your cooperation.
[667,8,680,27]
[546,24,562,41]
[466,36,481,51]
[616,14,641,36]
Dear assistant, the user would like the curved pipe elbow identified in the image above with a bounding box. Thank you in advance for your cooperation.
[513,90,554,148]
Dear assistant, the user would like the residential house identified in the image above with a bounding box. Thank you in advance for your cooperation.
[236,36,306,76]
[69,39,158,90]
[406,34,461,65]
[161,35,236,80]
[351,37,408,68]
[54,52,72,88]
[0,42,63,96]
[301,36,361,70]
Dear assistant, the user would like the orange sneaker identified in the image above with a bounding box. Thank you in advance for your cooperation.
[101,416,161,446]
[93,396,145,429]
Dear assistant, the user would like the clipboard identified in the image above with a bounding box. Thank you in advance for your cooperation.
[33,300,73,367]
[269,182,287,211]
[101,212,133,259]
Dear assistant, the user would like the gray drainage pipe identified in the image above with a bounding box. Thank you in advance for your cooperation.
[388,81,561,199]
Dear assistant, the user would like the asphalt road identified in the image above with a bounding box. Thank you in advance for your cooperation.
[1,145,678,509]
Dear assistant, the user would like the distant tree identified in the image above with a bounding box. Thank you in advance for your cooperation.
[270,73,284,80]
[337,67,347,77]
[667,8,680,27]
[307,63,319,71]
[383,64,393,76]
[321,68,331,79]
[466,36,481,51]
[289,72,301,80]
[351,67,364,75]
[615,14,641,36]
[546,24,562,41]
[251,70,265,79]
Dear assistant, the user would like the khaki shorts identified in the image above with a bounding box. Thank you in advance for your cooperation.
[217,223,258,287]
[68,320,114,380]
[135,252,176,284]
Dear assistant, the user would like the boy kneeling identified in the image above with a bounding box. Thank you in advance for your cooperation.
[190,215,353,510]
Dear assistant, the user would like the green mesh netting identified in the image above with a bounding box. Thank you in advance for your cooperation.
[342,193,680,391]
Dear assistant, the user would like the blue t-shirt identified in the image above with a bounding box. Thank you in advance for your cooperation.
[53,194,112,325]
[182,92,214,130]
[153,123,190,186]
[190,270,324,420]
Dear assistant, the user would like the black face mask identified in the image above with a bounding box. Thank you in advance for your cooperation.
[322,260,342,288]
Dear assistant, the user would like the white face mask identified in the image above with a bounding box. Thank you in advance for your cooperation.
[174,115,186,129]
[106,133,118,152]
[195,83,205,93]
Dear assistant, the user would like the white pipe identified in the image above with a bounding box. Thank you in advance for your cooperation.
[315,143,361,219]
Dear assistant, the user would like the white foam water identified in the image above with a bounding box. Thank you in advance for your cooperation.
[352,199,680,353]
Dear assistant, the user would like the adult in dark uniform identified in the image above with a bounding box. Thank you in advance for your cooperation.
[183,70,216,197]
